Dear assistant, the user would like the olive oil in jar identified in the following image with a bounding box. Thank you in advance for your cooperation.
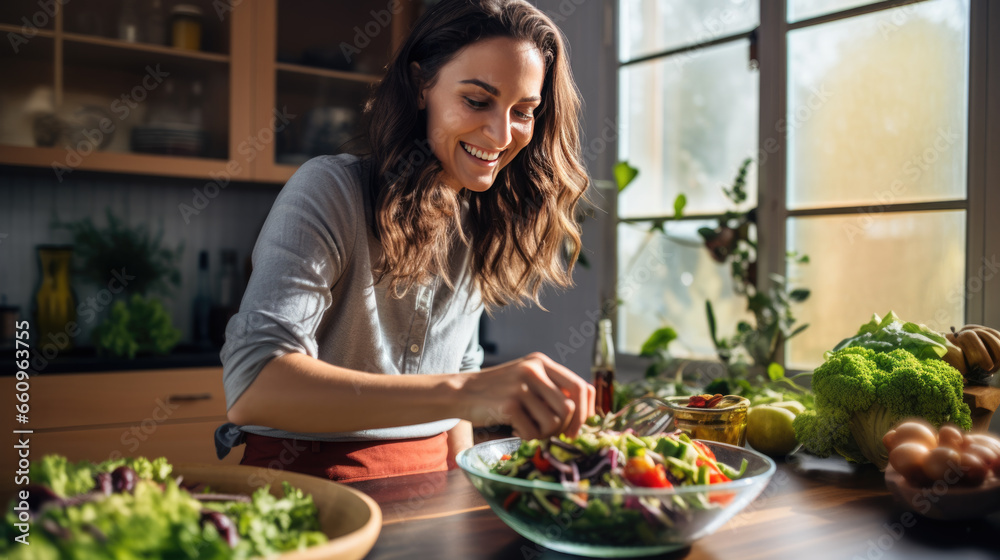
[592,318,616,415]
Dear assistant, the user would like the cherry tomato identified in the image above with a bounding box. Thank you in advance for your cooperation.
[708,472,731,484]
[692,440,717,461]
[503,491,521,510]
[532,448,552,472]
[624,455,672,488]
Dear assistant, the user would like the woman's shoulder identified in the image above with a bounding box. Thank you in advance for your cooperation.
[287,153,364,189]
[278,154,368,208]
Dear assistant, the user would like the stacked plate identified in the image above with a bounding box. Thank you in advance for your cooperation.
[130,123,207,156]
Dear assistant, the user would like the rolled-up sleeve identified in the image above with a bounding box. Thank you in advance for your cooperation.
[220,157,360,411]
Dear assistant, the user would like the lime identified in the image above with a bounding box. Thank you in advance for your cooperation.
[746,405,798,456]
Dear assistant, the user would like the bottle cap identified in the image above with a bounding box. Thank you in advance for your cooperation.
[172,4,203,18]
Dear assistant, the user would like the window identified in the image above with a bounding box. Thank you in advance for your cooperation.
[615,0,997,371]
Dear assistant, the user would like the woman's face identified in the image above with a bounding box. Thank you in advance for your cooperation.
[417,36,545,193]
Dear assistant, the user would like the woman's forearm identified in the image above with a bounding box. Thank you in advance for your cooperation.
[226,353,466,434]
[227,351,595,440]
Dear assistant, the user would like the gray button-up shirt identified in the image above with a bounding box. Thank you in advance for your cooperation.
[215,154,484,457]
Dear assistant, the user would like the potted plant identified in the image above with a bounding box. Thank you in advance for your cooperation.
[614,159,814,408]
[55,209,183,359]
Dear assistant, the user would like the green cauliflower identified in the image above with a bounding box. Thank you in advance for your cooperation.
[793,346,971,469]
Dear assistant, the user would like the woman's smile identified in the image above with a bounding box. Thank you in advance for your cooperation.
[460,141,503,163]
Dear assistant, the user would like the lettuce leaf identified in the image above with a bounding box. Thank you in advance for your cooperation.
[828,311,947,361]
[8,455,325,559]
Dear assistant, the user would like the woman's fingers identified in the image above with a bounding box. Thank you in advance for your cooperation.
[586,383,596,418]
[459,353,594,439]
[517,380,568,438]
[521,353,592,438]
[507,401,542,441]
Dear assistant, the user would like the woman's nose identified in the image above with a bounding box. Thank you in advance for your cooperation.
[483,110,513,148]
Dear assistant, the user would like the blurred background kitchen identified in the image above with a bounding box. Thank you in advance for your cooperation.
[0,0,615,376]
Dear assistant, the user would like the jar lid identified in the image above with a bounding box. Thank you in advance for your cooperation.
[171,4,203,17]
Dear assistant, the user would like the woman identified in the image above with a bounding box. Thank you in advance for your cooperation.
[214,0,594,483]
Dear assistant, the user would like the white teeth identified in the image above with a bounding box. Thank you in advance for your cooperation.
[463,142,499,161]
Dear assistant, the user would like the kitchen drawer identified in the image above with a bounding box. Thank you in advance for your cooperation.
[30,367,229,429]
[1,420,242,495]
[29,420,240,465]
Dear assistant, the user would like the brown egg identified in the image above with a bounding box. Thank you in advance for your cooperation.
[922,446,962,483]
[962,443,999,470]
[937,425,964,450]
[882,429,899,451]
[888,442,931,486]
[966,433,1000,456]
[887,421,938,451]
[957,453,988,487]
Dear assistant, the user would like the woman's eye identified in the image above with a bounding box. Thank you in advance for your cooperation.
[513,109,534,121]
[464,97,488,109]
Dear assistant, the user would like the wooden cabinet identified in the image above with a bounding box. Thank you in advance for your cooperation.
[1,367,239,494]
[0,0,421,182]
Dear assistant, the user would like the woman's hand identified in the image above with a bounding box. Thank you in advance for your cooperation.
[457,352,595,440]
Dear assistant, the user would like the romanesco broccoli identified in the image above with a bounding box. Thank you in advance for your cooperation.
[793,346,970,469]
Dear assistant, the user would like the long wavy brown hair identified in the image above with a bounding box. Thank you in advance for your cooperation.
[363,0,588,310]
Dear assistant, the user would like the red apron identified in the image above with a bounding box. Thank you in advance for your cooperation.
[239,432,450,483]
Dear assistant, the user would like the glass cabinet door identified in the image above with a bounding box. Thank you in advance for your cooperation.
[255,0,423,182]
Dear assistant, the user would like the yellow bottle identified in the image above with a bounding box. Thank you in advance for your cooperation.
[35,245,77,352]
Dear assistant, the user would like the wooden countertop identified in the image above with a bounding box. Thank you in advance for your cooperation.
[350,454,1000,560]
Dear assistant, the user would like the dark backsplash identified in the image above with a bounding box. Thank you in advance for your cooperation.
[0,165,281,372]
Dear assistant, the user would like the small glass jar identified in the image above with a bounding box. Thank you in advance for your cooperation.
[171,4,203,51]
[665,395,750,446]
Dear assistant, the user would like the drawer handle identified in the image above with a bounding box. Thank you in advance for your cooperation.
[168,393,213,402]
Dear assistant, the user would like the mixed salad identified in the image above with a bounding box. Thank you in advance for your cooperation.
[0,455,326,559]
[487,422,749,546]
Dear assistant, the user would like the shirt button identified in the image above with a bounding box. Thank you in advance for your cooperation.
[410,344,420,353]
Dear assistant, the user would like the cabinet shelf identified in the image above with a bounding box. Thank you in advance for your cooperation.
[0,22,55,39]
[275,61,381,84]
[64,32,229,73]
[0,145,246,180]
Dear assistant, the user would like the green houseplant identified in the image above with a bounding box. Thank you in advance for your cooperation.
[55,209,183,358]
[614,159,814,409]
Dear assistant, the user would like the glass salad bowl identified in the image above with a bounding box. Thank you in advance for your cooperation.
[457,437,775,558]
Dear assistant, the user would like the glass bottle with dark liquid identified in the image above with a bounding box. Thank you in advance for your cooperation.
[592,318,616,415]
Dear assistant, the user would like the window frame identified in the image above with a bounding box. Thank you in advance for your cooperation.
[612,0,1000,376]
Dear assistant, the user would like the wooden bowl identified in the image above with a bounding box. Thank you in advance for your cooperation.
[884,464,1000,520]
[175,464,381,559]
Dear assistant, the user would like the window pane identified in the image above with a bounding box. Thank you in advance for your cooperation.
[787,0,880,22]
[618,41,758,218]
[617,221,749,357]
[785,211,965,370]
[619,0,758,62]
[787,0,969,209]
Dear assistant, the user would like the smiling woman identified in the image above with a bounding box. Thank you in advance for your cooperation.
[366,0,589,309]
[215,0,594,484]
